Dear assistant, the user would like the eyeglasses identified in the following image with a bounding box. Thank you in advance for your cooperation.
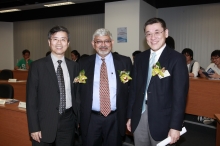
[212,57,219,60]
[94,40,112,45]
[51,38,68,43]
[145,30,164,38]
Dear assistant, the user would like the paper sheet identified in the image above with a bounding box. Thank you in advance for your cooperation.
[157,127,187,146]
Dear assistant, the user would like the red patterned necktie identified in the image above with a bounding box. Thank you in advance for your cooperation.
[100,58,111,117]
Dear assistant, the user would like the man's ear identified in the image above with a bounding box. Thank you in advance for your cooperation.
[48,40,51,46]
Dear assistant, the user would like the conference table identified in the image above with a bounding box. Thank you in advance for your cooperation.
[0,77,220,145]
[0,102,31,146]
[13,70,28,80]
[185,77,220,118]
[0,80,26,101]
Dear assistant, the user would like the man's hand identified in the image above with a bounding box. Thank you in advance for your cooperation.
[126,119,131,132]
[209,72,220,79]
[168,129,180,144]
[31,131,42,143]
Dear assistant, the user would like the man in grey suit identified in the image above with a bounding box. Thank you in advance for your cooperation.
[26,26,79,146]
[127,18,189,145]
[79,28,132,146]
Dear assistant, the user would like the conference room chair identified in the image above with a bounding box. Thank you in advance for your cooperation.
[0,84,14,99]
[0,69,13,80]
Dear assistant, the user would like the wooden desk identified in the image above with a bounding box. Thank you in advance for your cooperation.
[13,70,28,80]
[215,114,220,146]
[0,103,31,146]
[0,80,26,101]
[185,78,220,118]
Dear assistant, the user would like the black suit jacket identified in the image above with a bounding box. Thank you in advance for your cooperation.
[128,46,189,141]
[26,55,80,143]
[79,53,132,137]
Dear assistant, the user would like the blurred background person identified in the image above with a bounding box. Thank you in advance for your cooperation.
[182,48,200,77]
[45,50,51,56]
[71,50,80,62]
[199,50,220,79]
[15,49,33,70]
[132,50,141,62]
[166,36,175,49]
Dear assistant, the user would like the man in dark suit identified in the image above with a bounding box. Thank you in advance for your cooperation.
[26,26,79,146]
[78,28,132,146]
[127,18,189,145]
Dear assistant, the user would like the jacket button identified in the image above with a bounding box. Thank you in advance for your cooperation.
[56,107,59,110]
[57,90,60,93]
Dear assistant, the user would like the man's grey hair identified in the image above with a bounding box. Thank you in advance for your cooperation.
[92,28,113,40]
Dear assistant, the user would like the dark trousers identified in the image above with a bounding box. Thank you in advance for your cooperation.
[32,109,75,146]
[82,112,122,146]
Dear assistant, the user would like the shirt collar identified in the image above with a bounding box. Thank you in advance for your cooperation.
[51,53,65,64]
[150,44,166,56]
[96,52,112,62]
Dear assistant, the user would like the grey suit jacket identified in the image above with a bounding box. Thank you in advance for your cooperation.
[26,55,79,142]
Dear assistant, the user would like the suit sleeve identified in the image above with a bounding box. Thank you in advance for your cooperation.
[127,59,137,118]
[26,62,40,133]
[170,55,189,130]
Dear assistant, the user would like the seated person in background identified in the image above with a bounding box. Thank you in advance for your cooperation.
[132,50,141,62]
[166,36,175,49]
[15,49,33,70]
[71,50,80,62]
[182,48,200,77]
[80,54,90,60]
[210,50,218,63]
[199,50,220,79]
[45,50,51,56]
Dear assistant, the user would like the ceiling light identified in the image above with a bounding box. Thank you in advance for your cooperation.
[0,9,21,13]
[44,2,75,7]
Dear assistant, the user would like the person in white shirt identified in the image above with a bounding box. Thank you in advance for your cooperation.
[182,48,200,77]
[199,50,220,79]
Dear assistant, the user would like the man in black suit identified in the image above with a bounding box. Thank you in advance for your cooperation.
[26,26,79,146]
[127,18,189,145]
[79,28,132,146]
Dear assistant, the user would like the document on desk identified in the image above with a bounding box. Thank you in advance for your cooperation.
[157,127,187,146]
[5,99,19,104]
[18,102,26,108]
[0,99,6,105]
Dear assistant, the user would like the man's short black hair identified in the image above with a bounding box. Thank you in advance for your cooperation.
[182,48,193,59]
[211,50,220,57]
[22,49,30,55]
[132,50,141,57]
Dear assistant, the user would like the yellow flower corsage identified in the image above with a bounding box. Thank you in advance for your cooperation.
[74,70,87,83]
[152,62,165,77]
[118,70,132,83]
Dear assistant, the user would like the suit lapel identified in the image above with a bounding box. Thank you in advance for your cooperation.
[65,58,74,88]
[150,46,170,84]
[112,54,123,96]
[141,50,151,89]
[45,56,59,89]
[86,55,96,97]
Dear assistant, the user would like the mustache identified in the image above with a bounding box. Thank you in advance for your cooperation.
[99,46,108,49]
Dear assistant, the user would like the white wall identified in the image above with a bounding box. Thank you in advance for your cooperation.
[158,3,220,68]
[139,0,156,51]
[0,22,14,70]
[105,0,140,59]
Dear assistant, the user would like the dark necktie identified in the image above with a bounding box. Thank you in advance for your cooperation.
[100,58,111,117]
[57,60,66,114]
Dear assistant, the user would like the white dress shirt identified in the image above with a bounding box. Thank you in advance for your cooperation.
[51,53,72,109]
[92,53,117,111]
[145,44,166,100]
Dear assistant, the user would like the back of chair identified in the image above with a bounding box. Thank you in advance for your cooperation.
[0,84,14,99]
[0,69,13,80]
